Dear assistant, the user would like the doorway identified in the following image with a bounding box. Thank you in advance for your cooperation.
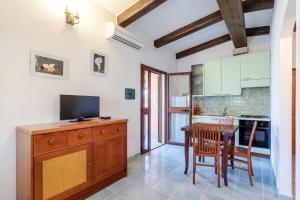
[167,72,192,145]
[141,64,166,153]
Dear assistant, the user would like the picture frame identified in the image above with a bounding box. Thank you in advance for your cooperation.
[30,50,69,79]
[90,50,107,77]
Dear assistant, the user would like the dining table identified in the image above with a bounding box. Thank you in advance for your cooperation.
[181,124,239,186]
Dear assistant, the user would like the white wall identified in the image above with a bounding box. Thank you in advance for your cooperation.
[0,0,176,199]
[176,35,270,72]
[270,0,296,198]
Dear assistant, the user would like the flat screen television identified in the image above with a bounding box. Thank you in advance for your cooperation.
[60,95,100,121]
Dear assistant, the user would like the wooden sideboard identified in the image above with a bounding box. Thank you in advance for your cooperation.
[17,119,128,200]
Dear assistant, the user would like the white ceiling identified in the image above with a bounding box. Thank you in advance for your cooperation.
[93,0,137,15]
[95,0,273,54]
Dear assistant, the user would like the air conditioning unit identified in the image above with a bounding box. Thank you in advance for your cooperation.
[106,21,144,51]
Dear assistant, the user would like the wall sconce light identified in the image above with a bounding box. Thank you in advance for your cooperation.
[65,6,80,25]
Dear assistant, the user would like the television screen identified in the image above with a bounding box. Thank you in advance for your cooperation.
[60,95,100,121]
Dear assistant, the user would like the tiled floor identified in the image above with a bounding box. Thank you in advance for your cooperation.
[87,145,278,200]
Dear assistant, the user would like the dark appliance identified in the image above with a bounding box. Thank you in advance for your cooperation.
[239,115,271,149]
[60,95,100,121]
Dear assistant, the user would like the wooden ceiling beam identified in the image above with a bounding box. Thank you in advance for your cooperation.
[217,0,247,48]
[243,0,274,13]
[154,11,223,48]
[154,0,274,48]
[117,0,167,27]
[176,26,270,59]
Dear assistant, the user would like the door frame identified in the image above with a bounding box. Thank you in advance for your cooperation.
[140,64,168,153]
[166,72,192,145]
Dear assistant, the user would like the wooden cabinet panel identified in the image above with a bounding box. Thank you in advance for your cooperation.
[34,133,68,155]
[68,128,92,146]
[34,144,92,200]
[221,56,241,96]
[93,135,127,181]
[204,60,222,96]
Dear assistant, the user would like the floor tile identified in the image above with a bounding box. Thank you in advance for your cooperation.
[88,145,278,200]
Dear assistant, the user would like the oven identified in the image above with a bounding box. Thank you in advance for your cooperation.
[239,120,270,149]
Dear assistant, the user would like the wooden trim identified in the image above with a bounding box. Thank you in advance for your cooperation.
[117,0,167,27]
[176,26,270,59]
[140,67,145,153]
[141,64,168,75]
[217,0,247,48]
[158,75,162,143]
[154,0,274,48]
[165,74,169,144]
[148,70,152,150]
[140,64,167,153]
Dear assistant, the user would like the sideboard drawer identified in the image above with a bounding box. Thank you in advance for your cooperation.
[93,125,115,141]
[115,123,127,134]
[93,123,127,141]
[33,133,68,155]
[68,128,92,146]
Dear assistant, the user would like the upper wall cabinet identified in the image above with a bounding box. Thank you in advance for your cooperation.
[241,52,271,88]
[221,56,241,96]
[204,60,222,96]
[192,64,204,96]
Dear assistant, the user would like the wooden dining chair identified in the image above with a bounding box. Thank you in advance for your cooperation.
[192,123,221,187]
[227,121,257,186]
[199,117,234,163]
[218,116,234,125]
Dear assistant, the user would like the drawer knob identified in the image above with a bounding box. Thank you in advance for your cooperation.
[78,134,84,139]
[118,127,122,131]
[49,138,57,145]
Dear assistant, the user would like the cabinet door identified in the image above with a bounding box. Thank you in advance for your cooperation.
[34,144,92,200]
[241,52,271,87]
[221,56,241,95]
[204,60,222,96]
[93,134,127,181]
[192,64,204,96]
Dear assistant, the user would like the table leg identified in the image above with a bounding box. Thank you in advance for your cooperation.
[184,132,190,174]
[222,136,230,186]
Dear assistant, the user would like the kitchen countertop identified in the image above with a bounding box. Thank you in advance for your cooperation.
[192,115,271,122]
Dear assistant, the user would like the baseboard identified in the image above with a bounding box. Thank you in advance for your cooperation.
[127,153,140,162]
[278,193,293,200]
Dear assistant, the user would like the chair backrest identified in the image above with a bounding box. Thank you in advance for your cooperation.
[192,123,221,156]
[247,121,258,153]
[218,116,234,125]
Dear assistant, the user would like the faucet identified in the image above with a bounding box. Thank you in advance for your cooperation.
[223,106,228,116]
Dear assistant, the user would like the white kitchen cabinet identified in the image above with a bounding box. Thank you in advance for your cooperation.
[192,64,204,96]
[221,56,241,95]
[241,52,271,88]
[204,60,222,96]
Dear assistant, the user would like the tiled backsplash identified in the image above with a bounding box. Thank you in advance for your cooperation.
[193,87,270,116]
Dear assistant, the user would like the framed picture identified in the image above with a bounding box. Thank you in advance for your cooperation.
[30,50,69,79]
[91,50,107,76]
